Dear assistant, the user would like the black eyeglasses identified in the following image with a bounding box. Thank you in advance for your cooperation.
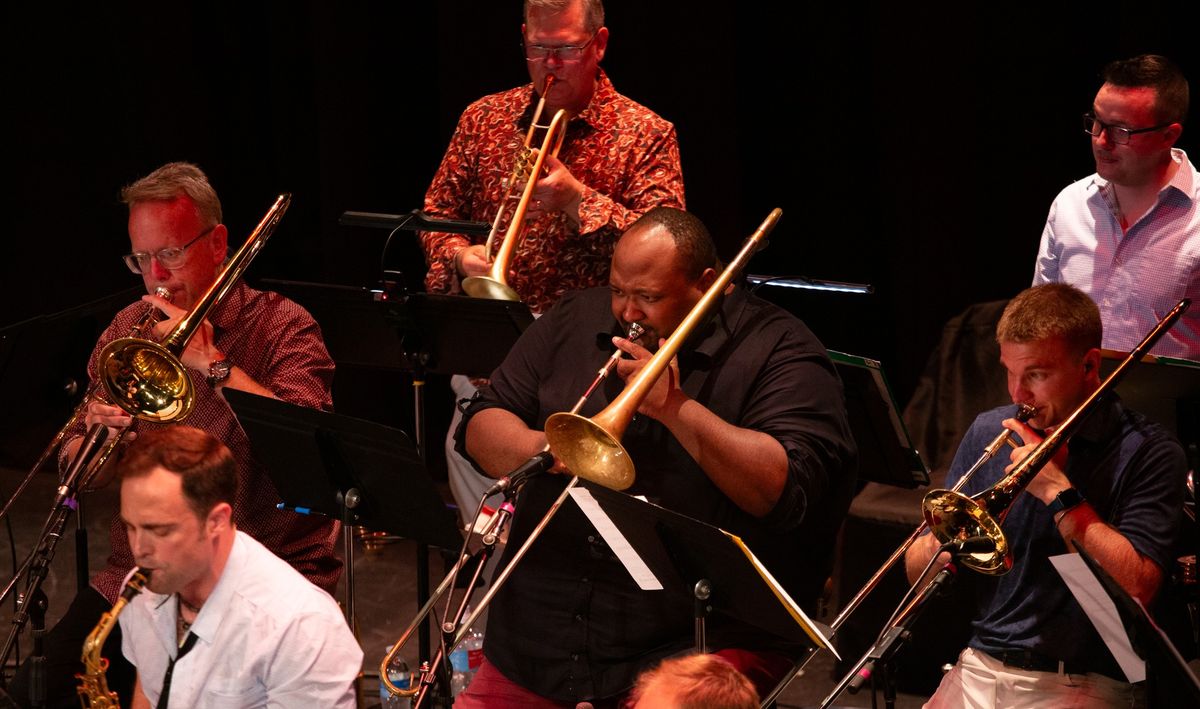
[1083,113,1172,145]
[523,31,598,62]
[122,226,216,274]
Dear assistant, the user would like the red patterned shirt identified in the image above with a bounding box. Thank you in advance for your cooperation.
[420,70,685,314]
[72,282,341,603]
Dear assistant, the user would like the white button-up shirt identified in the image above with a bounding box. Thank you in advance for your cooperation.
[120,531,362,708]
[1034,148,1200,360]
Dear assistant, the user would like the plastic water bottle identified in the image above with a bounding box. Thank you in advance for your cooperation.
[380,645,412,709]
[448,610,485,696]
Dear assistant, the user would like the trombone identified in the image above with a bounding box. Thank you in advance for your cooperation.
[0,194,293,673]
[462,76,569,302]
[98,193,292,424]
[922,296,1190,574]
[770,297,1191,706]
[382,210,782,704]
[381,322,646,702]
[0,288,169,529]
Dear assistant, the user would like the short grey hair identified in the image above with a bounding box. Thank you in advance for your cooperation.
[120,161,222,227]
[525,0,604,34]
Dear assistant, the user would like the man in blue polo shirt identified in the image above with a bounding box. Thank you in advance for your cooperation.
[905,283,1186,707]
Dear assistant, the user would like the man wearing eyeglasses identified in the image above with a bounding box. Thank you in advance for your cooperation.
[6,162,340,709]
[419,0,685,525]
[1034,54,1200,359]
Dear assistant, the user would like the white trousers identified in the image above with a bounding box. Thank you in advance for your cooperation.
[925,647,1143,709]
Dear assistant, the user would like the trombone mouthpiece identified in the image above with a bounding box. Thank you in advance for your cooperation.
[626,322,645,342]
[1015,404,1037,422]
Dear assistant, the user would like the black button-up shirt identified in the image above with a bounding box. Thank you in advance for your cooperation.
[458,285,857,701]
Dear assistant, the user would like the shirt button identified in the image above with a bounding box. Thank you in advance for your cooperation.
[587,535,596,543]
[575,613,585,621]
[581,577,589,583]
[571,653,580,661]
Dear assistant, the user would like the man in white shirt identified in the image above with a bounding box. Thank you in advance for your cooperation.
[115,426,361,708]
[1034,54,1200,359]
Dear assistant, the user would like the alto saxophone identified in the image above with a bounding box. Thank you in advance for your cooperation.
[77,569,149,708]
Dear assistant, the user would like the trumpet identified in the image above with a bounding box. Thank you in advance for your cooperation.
[98,193,291,424]
[923,298,1190,575]
[462,76,569,302]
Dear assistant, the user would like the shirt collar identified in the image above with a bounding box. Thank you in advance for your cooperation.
[1090,147,1197,202]
[182,531,247,644]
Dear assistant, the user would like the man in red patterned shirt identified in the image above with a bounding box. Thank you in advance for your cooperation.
[420,0,685,520]
[7,162,340,709]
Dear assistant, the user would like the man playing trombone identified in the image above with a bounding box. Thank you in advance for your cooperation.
[8,162,340,709]
[418,0,686,523]
[455,207,857,706]
[904,284,1187,708]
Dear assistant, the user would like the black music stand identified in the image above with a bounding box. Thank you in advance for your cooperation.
[223,390,462,640]
[384,293,534,379]
[1073,545,1200,706]
[570,481,833,651]
[829,350,930,488]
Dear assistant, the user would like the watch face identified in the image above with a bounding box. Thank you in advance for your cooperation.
[209,359,232,380]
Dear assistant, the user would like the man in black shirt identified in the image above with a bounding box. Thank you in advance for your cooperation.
[456,207,857,707]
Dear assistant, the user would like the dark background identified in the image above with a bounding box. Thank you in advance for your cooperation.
[3,1,1196,462]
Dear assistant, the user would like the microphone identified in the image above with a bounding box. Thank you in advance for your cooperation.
[484,451,556,497]
[56,424,110,506]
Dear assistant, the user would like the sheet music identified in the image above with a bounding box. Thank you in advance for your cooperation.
[1050,554,1145,683]
[569,488,663,591]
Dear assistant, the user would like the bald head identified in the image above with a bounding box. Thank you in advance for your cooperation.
[609,214,717,344]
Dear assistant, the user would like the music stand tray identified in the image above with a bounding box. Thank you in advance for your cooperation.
[223,389,461,550]
[569,482,834,651]
[829,350,929,488]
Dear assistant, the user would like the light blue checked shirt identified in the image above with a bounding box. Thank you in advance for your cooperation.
[1035,148,1200,360]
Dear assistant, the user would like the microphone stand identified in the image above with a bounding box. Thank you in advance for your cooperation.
[410,453,548,708]
[405,324,644,706]
[0,425,109,693]
[821,539,990,709]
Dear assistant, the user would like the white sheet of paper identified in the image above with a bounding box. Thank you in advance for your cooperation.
[1049,553,1145,683]
[569,488,663,591]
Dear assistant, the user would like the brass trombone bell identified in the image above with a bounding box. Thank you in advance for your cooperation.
[99,338,194,423]
[921,489,1011,574]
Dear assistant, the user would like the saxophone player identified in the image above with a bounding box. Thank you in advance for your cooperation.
[114,426,360,708]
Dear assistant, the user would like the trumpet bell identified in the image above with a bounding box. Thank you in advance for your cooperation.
[98,337,194,423]
[922,489,1011,574]
[461,274,521,302]
[544,412,635,490]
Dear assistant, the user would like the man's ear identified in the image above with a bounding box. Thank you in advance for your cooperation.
[207,502,233,534]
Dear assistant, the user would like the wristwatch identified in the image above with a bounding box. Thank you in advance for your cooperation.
[1048,487,1085,515]
[206,357,233,388]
